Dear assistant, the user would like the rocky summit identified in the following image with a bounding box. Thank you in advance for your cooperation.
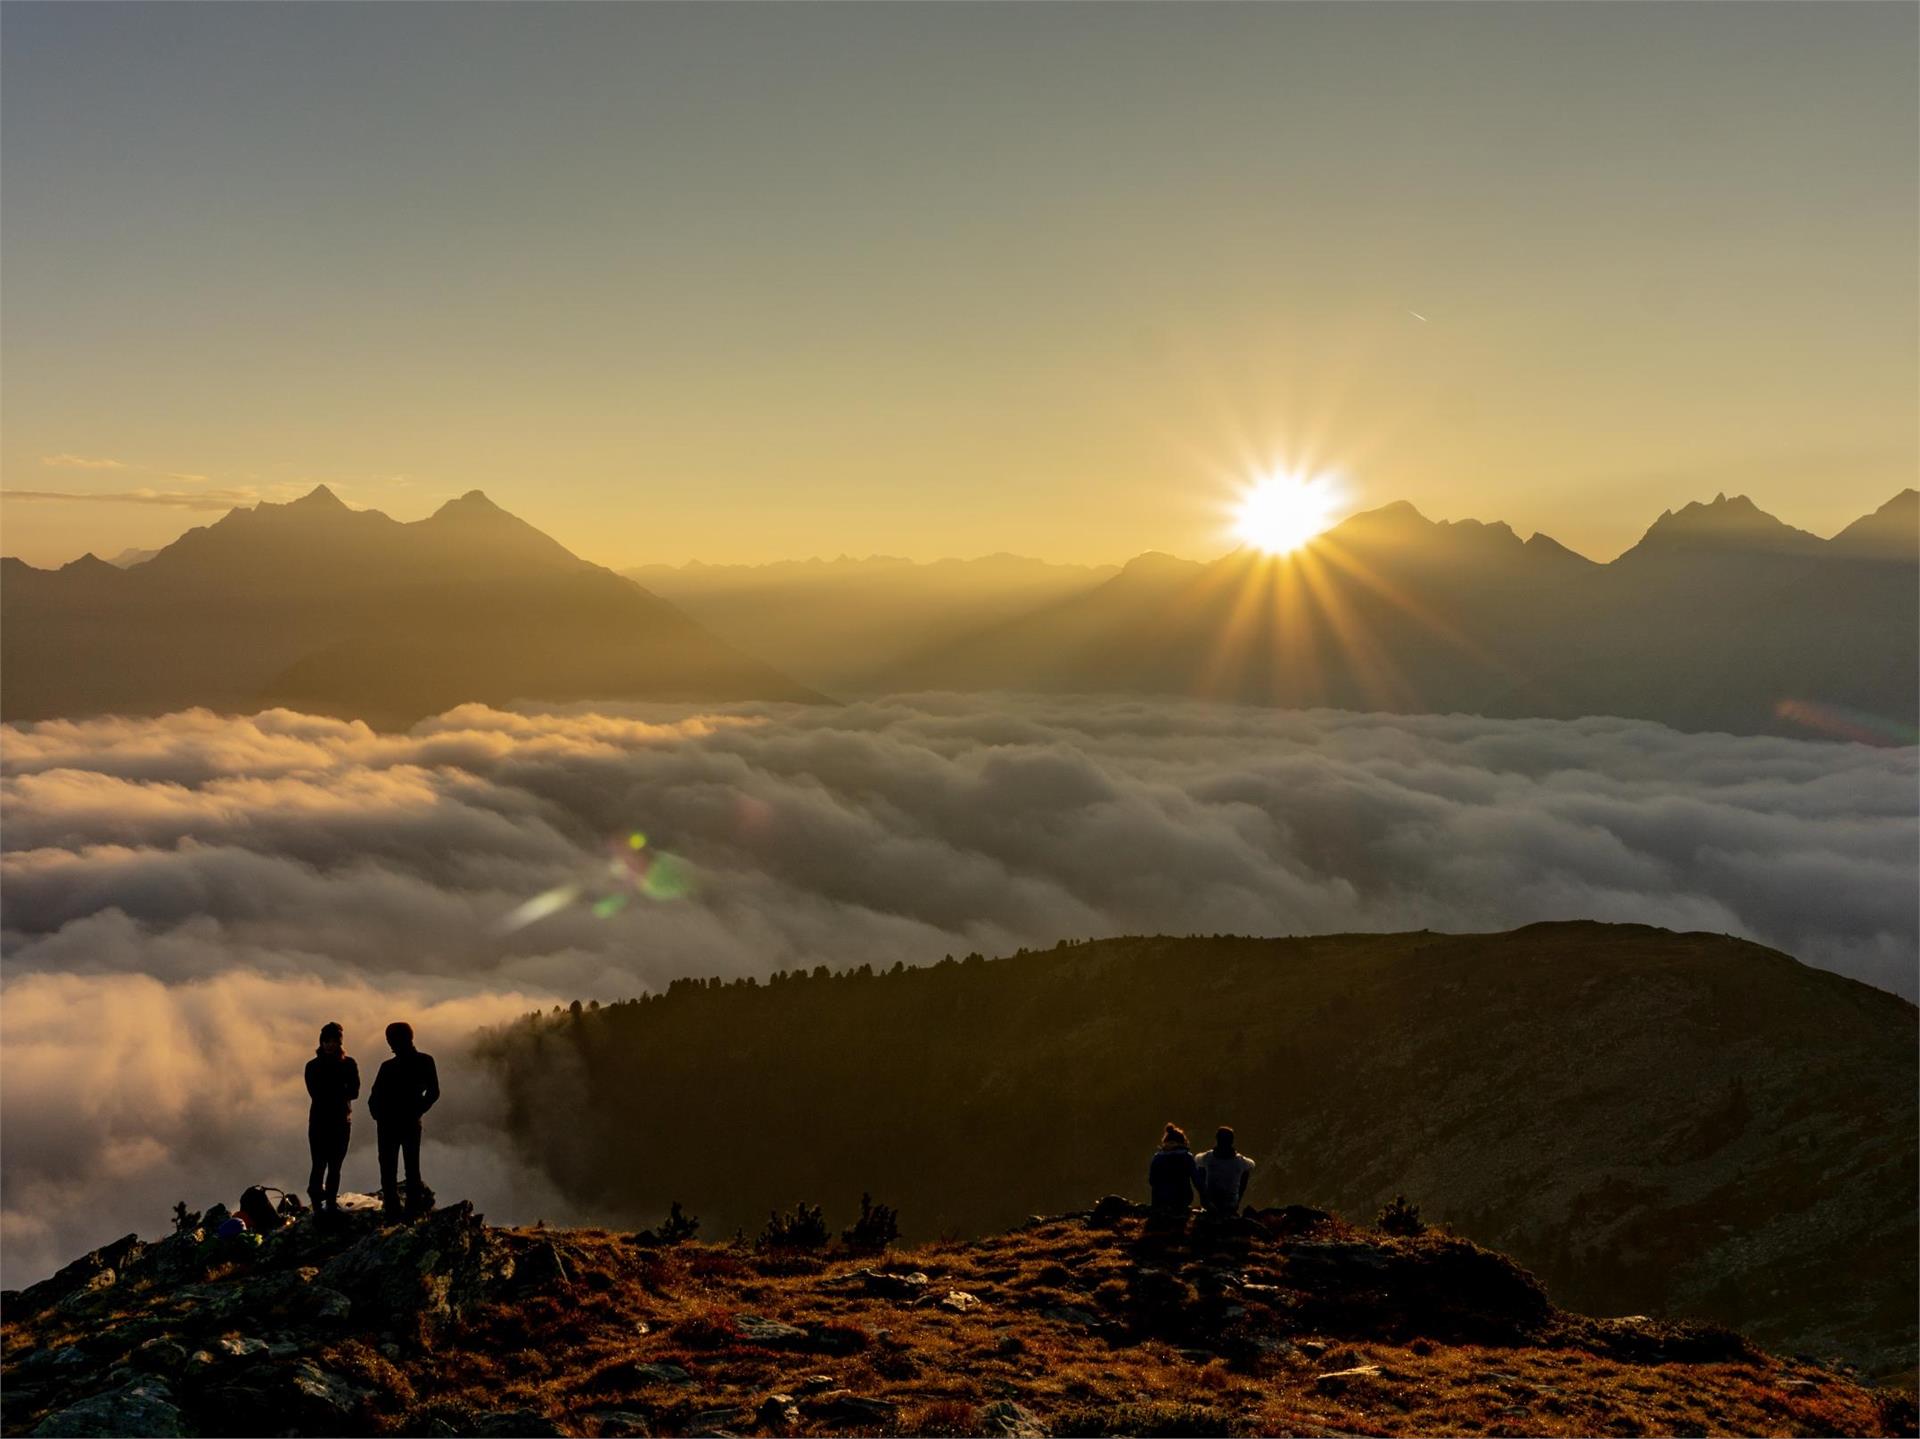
[2,1197,1912,1438]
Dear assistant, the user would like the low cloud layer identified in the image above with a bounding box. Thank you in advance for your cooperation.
[1,487,261,510]
[4,695,1914,1282]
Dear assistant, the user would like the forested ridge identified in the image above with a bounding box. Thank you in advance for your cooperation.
[482,923,1917,1379]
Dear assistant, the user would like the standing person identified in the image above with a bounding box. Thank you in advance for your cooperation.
[1194,1126,1256,1216]
[1147,1123,1200,1213]
[304,1022,359,1215]
[367,1021,440,1220]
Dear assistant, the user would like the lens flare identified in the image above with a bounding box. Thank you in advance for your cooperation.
[640,852,693,900]
[500,883,581,932]
[1775,698,1919,747]
[497,826,696,931]
[1233,471,1342,554]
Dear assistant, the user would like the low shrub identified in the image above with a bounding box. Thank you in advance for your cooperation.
[758,1201,829,1251]
[842,1192,901,1251]
[1377,1194,1426,1237]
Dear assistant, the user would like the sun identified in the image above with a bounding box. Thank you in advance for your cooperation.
[1233,472,1341,554]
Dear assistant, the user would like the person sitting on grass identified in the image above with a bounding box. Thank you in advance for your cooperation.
[1148,1122,1200,1214]
[1194,1125,1256,1216]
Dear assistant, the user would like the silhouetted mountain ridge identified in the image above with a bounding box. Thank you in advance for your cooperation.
[1,487,819,726]
[625,550,1120,691]
[875,491,1917,740]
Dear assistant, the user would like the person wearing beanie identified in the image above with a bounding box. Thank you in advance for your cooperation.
[303,1021,359,1213]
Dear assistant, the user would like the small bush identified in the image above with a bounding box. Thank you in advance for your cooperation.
[758,1200,829,1251]
[1377,1194,1426,1236]
[659,1200,699,1244]
[172,1201,201,1235]
[841,1192,900,1251]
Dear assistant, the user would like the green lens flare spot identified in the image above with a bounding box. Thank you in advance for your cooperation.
[641,853,692,900]
[628,831,648,850]
[593,894,630,919]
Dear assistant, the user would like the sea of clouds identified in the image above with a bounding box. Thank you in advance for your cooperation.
[4,694,1915,1284]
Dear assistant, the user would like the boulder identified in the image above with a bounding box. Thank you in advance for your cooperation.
[282,1360,368,1430]
[801,1391,898,1425]
[315,1201,489,1339]
[130,1338,189,1377]
[1088,1195,1147,1227]
[30,1378,185,1438]
[169,1282,250,1327]
[978,1399,1048,1436]
[13,1236,143,1318]
[735,1314,810,1347]
[196,1357,370,1435]
[16,1345,90,1377]
[131,1230,212,1287]
[758,1392,801,1430]
[511,1239,572,1292]
[857,1268,928,1299]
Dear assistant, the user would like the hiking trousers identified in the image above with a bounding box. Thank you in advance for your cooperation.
[307,1117,350,1207]
[377,1120,423,1206]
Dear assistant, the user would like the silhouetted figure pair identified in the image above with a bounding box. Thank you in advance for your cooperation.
[305,1023,359,1213]
[367,1021,440,1218]
[1148,1123,1256,1218]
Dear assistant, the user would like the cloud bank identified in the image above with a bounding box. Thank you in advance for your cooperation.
[1,487,259,511]
[4,695,1914,1283]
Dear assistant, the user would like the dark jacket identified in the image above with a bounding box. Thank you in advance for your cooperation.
[304,1052,361,1126]
[1148,1144,1199,1209]
[367,1049,440,1128]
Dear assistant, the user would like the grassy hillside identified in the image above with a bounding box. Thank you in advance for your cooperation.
[481,923,1918,1381]
[4,1198,1911,1436]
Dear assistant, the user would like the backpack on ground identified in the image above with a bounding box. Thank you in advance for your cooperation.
[239,1186,286,1234]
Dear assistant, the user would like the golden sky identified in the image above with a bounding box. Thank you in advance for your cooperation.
[2,4,1913,569]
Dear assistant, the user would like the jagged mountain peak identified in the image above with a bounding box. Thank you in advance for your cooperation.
[1627,492,1825,558]
[288,483,348,510]
[429,489,508,519]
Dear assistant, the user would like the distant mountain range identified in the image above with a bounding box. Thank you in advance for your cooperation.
[0,487,818,726]
[5,488,1913,735]
[626,553,1117,692]
[482,923,1919,1381]
[875,490,1919,740]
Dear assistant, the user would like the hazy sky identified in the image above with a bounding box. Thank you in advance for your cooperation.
[3,3,1914,569]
